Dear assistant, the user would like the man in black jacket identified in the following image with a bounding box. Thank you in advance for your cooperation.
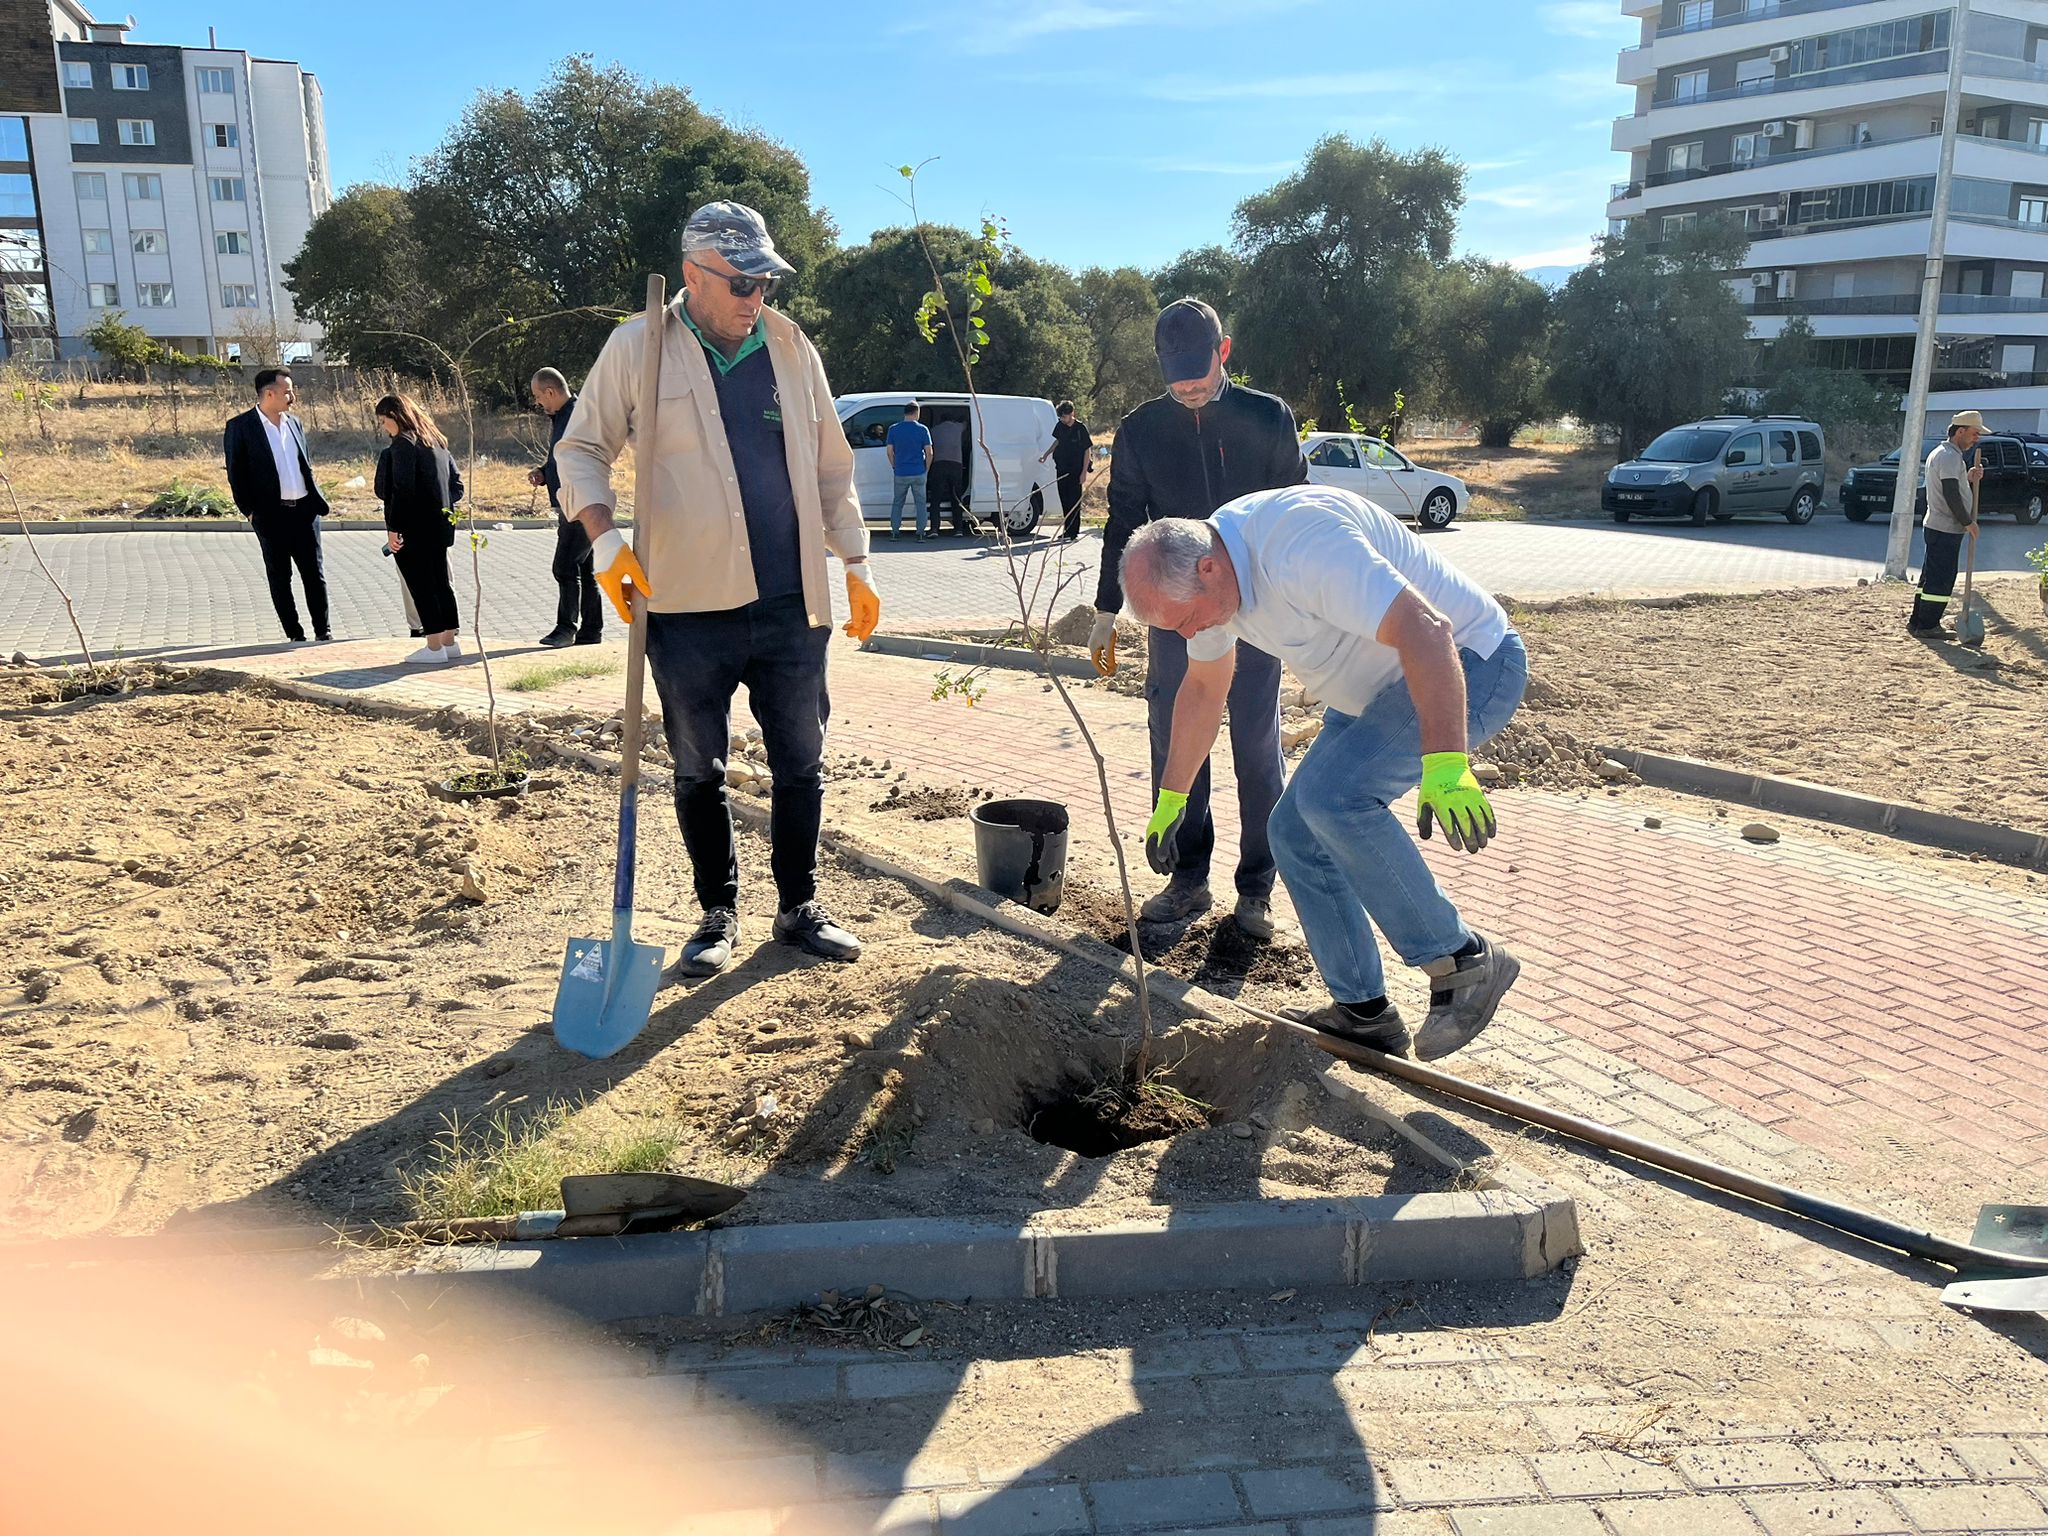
[223,367,331,642]
[529,366,600,646]
[1090,298,1307,940]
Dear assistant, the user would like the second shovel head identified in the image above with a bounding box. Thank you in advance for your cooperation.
[552,932,666,1060]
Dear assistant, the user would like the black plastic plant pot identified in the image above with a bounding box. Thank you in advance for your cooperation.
[970,798,1070,915]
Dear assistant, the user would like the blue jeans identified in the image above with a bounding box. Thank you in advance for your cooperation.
[1269,634,1529,1003]
[890,474,928,536]
[1146,627,1284,899]
[645,594,830,914]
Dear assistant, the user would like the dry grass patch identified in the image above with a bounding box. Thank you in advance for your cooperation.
[1405,437,1614,521]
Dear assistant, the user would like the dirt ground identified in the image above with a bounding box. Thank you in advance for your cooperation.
[1405,437,1614,521]
[0,671,1434,1243]
[1510,580,2048,833]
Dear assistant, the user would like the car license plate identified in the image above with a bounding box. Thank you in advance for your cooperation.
[1619,492,1646,503]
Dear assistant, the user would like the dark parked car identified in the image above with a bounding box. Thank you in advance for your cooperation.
[1840,434,2046,524]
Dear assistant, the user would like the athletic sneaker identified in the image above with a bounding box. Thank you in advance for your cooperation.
[1412,936,1521,1061]
[1285,1001,1410,1055]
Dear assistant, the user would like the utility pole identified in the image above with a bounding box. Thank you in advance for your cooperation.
[1884,0,1970,580]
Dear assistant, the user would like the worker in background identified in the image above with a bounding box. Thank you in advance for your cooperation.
[1087,298,1306,942]
[1908,410,1984,637]
[1121,483,1526,1060]
[554,201,880,977]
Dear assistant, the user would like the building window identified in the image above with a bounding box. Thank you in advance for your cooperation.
[117,118,155,147]
[113,64,150,90]
[1667,142,1706,172]
[209,177,246,202]
[221,283,258,309]
[196,67,233,94]
[88,282,120,307]
[2021,196,2048,224]
[0,228,45,271]
[209,122,239,149]
[1789,14,1950,78]
[136,282,174,307]
[64,60,93,88]
[1732,132,1762,166]
[0,172,33,218]
[1662,212,1699,236]
[123,173,162,200]
[82,228,113,253]
[1673,70,1709,103]
[1678,0,1708,28]
[69,118,100,144]
[2031,119,2048,147]
[73,171,108,201]
[216,230,250,255]
[130,229,166,254]
[0,117,25,160]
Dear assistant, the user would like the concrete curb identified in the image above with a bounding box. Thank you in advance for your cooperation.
[366,1191,1570,1325]
[861,632,1097,680]
[1606,745,2048,869]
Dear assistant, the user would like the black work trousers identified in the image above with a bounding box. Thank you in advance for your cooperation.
[645,594,830,915]
[1909,527,1965,632]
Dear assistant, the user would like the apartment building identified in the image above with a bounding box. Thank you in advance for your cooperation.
[1606,0,2048,434]
[1,0,331,364]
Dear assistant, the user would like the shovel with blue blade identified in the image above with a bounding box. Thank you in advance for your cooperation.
[554,274,670,1060]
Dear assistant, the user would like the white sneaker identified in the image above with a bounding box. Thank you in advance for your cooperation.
[405,644,446,665]
[442,639,463,659]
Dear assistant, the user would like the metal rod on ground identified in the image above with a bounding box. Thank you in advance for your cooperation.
[1883,0,1971,582]
[1223,995,2048,1280]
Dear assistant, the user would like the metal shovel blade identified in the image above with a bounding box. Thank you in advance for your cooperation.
[552,916,666,1060]
[1940,1203,2048,1315]
[1959,599,1986,646]
[560,1171,747,1223]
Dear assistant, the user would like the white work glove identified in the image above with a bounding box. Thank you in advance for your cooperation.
[1088,611,1119,677]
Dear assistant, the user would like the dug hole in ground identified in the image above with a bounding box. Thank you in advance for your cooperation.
[0,667,1440,1244]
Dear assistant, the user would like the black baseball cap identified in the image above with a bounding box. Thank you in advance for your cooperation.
[681,200,795,279]
[1155,297,1223,384]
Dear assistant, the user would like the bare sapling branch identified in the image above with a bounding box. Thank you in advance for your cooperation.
[1,456,99,677]
[897,162,1156,1068]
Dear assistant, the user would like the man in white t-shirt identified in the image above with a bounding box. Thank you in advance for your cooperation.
[1119,483,1528,1060]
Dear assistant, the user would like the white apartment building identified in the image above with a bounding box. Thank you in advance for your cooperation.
[1606,0,2048,434]
[17,0,331,362]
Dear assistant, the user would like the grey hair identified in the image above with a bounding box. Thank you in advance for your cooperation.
[1120,518,1214,623]
[530,366,569,393]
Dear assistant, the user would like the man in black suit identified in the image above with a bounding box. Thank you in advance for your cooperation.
[224,366,332,642]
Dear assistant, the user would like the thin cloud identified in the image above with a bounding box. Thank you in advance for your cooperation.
[908,0,1314,56]
[1540,1,1635,39]
[1505,239,1596,269]
[1470,164,1623,211]
[1146,70,1432,102]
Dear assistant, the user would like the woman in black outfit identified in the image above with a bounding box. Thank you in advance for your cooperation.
[374,393,465,664]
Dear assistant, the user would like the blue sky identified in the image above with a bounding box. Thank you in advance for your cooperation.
[142,0,1638,275]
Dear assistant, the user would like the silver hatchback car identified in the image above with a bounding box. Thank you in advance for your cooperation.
[1602,416,1827,526]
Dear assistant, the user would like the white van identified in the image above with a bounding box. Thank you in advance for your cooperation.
[835,392,1059,535]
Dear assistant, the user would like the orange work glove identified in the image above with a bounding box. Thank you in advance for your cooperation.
[843,563,881,644]
[589,527,653,626]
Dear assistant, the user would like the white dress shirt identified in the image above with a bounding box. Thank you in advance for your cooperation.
[1187,484,1512,716]
[260,410,309,502]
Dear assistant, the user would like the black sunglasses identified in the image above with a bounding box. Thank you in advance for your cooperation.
[688,259,781,300]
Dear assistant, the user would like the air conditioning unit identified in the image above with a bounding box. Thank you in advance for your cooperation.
[1762,121,1786,138]
[1759,206,1783,225]
[1769,46,1791,63]
[1751,272,1775,287]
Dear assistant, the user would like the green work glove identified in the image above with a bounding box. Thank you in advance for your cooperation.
[1417,752,1497,854]
[1145,789,1189,876]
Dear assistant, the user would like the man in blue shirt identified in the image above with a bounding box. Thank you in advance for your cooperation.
[886,402,934,539]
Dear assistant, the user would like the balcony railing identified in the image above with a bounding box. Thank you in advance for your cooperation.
[1657,0,1872,40]
[1747,294,2048,317]
[1652,48,1947,110]
[1612,129,2048,205]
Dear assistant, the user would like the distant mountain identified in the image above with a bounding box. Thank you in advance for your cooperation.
[1521,264,1584,290]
